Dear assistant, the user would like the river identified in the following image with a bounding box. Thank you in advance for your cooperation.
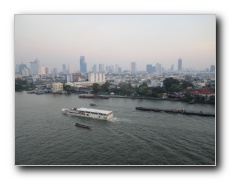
[15,91,215,165]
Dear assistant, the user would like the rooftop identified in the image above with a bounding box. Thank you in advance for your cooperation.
[77,107,112,115]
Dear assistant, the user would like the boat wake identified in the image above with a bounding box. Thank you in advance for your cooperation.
[110,117,131,123]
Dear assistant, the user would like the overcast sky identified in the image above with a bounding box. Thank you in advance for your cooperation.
[15,15,216,72]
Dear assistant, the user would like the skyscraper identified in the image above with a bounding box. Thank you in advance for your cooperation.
[115,64,119,73]
[15,64,19,73]
[19,63,29,75]
[62,64,67,74]
[52,68,57,75]
[118,67,122,74]
[92,64,97,72]
[109,65,114,73]
[99,64,104,72]
[45,67,49,75]
[210,65,215,72]
[30,58,40,75]
[178,58,182,72]
[156,63,161,74]
[146,64,153,73]
[80,56,87,73]
[131,62,136,74]
[40,65,46,75]
[171,64,174,72]
[68,64,73,73]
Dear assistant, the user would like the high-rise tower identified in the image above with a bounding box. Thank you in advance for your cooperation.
[80,56,87,73]
[99,64,104,72]
[62,64,67,74]
[68,64,73,73]
[178,58,182,72]
[131,62,136,74]
[210,65,215,72]
[30,58,40,75]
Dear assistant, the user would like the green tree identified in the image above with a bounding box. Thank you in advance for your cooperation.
[92,83,101,94]
[101,82,110,93]
[15,78,32,91]
[163,78,179,91]
[63,85,72,92]
[180,80,193,90]
[169,84,180,92]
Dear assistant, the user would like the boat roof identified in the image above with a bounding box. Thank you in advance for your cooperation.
[77,108,112,115]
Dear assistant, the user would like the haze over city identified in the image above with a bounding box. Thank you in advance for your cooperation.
[15,15,216,72]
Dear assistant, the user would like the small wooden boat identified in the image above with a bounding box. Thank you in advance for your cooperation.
[90,103,96,106]
[75,123,90,129]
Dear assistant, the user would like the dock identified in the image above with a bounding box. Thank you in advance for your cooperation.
[135,107,215,117]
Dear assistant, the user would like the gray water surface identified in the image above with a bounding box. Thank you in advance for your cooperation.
[15,92,215,165]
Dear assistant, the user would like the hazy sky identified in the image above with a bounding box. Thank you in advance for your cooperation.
[15,15,216,72]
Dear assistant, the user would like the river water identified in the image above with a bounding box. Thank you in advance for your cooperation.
[15,92,215,165]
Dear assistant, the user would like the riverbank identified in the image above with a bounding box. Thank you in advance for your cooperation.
[109,95,215,105]
[23,90,215,105]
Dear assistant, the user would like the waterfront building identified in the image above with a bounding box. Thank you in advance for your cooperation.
[178,58,182,72]
[72,81,105,88]
[52,82,63,93]
[30,59,40,75]
[131,62,136,74]
[80,56,87,73]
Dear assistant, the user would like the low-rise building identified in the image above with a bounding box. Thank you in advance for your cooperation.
[150,79,164,87]
[52,82,63,93]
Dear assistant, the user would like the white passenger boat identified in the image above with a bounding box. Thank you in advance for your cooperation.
[62,107,113,120]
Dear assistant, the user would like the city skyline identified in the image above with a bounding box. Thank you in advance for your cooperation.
[15,15,216,71]
[16,57,216,75]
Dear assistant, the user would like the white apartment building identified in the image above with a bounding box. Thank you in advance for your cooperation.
[52,82,63,93]
[88,72,106,83]
[150,79,164,87]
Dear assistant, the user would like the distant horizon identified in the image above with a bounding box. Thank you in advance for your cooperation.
[15,15,216,72]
